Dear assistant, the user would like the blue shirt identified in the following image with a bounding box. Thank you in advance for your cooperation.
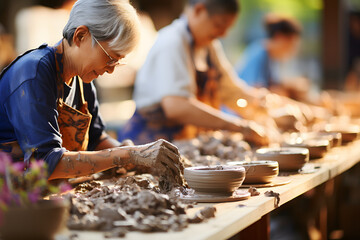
[236,40,277,88]
[0,44,105,175]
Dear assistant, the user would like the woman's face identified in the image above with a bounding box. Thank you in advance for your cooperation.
[76,33,124,83]
[191,7,237,47]
[272,34,300,60]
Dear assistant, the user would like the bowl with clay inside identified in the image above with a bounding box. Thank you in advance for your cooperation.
[255,147,309,171]
[184,165,246,194]
[227,160,279,184]
[323,124,360,143]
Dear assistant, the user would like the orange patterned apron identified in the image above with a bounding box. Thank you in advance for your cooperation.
[57,76,92,151]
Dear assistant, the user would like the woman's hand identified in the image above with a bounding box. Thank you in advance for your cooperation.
[242,121,270,146]
[126,139,185,189]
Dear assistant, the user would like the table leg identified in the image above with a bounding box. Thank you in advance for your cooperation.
[228,214,270,240]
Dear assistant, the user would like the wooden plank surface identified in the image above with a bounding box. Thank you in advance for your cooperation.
[58,140,360,240]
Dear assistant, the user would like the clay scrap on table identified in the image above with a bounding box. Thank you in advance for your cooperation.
[264,190,280,208]
[66,176,216,238]
[173,131,252,166]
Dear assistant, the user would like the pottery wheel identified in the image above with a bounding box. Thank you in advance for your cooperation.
[180,189,250,203]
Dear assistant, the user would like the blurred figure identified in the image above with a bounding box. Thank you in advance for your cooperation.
[0,24,16,71]
[236,13,310,101]
[15,0,76,54]
[345,11,360,91]
[119,0,273,146]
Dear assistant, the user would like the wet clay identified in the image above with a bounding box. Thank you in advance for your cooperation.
[66,177,215,237]
[264,190,280,208]
[248,187,260,196]
[173,131,252,166]
[127,139,185,192]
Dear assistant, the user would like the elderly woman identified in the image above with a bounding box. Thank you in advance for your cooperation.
[0,0,183,184]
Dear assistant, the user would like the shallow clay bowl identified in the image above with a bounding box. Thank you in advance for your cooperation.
[227,161,279,184]
[282,138,330,159]
[184,165,246,194]
[298,132,342,148]
[323,124,360,143]
[255,147,309,171]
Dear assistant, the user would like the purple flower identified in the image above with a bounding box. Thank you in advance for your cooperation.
[30,160,45,170]
[59,183,72,193]
[0,156,63,208]
[0,152,12,174]
[28,189,41,204]
[0,186,11,205]
[11,162,25,173]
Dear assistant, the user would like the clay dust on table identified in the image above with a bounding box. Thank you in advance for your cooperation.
[66,176,215,238]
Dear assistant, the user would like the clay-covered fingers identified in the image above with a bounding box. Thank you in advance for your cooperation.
[157,146,184,185]
[156,139,180,156]
[159,145,184,172]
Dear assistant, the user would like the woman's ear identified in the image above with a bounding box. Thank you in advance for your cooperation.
[72,25,90,47]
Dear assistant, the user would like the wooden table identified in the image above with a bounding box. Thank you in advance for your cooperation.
[60,140,360,240]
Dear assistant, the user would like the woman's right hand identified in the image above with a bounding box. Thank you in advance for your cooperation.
[241,120,270,146]
[125,139,185,189]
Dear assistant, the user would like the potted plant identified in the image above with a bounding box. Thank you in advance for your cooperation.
[0,152,70,240]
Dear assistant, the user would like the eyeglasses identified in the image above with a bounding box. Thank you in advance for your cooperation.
[93,37,126,67]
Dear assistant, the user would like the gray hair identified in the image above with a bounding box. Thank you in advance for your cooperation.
[63,0,140,56]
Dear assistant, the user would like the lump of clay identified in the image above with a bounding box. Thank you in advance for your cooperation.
[67,177,215,237]
[174,131,252,166]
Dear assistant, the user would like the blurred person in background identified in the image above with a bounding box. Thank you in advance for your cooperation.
[345,11,360,91]
[120,0,273,146]
[119,0,322,146]
[15,0,76,54]
[0,0,183,183]
[0,24,16,71]
[236,13,311,102]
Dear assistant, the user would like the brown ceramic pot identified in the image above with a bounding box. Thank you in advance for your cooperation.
[184,165,246,194]
[255,147,309,171]
[0,199,69,240]
[323,124,360,143]
[296,132,342,148]
[227,161,279,184]
[281,138,330,159]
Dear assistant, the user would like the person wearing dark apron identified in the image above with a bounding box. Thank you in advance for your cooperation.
[0,0,183,184]
[119,0,271,146]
